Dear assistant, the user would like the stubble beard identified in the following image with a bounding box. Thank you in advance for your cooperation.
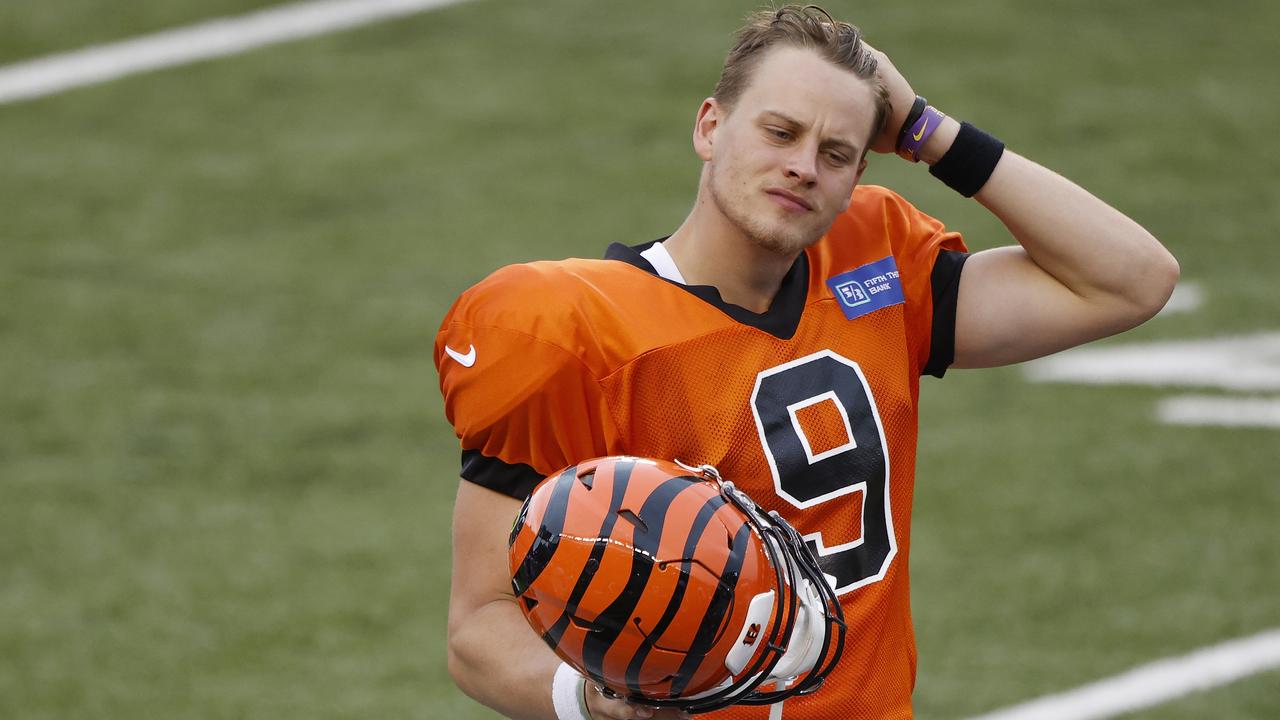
[707,162,826,257]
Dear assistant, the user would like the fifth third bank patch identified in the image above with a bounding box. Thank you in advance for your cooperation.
[826,256,905,321]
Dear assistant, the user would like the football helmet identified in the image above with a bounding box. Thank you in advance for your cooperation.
[508,456,845,712]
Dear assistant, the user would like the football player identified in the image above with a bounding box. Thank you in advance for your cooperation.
[435,6,1178,720]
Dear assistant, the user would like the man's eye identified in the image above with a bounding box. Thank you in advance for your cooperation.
[827,152,850,165]
[767,127,793,141]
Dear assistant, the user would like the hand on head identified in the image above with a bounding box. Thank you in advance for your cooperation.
[862,44,918,154]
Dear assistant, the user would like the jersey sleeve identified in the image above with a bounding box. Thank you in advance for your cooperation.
[877,187,969,378]
[435,267,618,498]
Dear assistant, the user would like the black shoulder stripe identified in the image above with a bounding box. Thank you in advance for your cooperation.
[623,492,727,696]
[460,449,544,499]
[924,250,969,378]
[510,465,578,597]
[670,521,750,697]
[542,459,635,649]
[579,477,698,684]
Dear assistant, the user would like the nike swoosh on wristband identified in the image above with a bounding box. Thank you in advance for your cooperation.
[912,121,928,142]
[444,344,476,367]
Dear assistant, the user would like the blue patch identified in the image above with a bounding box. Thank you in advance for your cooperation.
[826,256,905,320]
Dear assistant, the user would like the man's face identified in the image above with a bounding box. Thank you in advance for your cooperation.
[697,46,880,256]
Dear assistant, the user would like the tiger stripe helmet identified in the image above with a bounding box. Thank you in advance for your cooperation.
[508,456,845,712]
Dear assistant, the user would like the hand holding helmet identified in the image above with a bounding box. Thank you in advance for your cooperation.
[508,456,845,714]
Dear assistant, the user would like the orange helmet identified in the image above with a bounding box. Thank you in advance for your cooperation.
[508,456,845,712]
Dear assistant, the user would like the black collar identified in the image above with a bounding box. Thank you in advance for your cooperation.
[604,239,808,340]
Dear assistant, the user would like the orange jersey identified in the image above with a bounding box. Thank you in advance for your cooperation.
[436,184,967,720]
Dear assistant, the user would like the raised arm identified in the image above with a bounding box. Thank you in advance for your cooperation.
[447,480,688,720]
[868,49,1179,368]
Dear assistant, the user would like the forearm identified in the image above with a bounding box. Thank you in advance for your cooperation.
[977,148,1176,319]
[448,596,563,720]
[923,116,1179,320]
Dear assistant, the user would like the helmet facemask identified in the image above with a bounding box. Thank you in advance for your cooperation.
[660,464,846,711]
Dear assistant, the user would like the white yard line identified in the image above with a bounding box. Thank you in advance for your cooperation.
[1158,394,1280,428]
[966,627,1280,720]
[1155,280,1204,317]
[0,0,476,105]
[1024,332,1280,392]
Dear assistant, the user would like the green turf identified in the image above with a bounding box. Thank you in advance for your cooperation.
[2,1,1277,718]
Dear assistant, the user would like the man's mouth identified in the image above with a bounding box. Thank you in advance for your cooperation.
[765,188,813,212]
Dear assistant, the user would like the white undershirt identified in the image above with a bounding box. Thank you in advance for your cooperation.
[639,240,687,284]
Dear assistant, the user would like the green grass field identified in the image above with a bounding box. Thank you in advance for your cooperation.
[2,1,1278,718]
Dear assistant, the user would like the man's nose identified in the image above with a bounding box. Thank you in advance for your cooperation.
[784,146,818,185]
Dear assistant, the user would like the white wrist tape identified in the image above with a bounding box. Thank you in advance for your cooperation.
[551,662,591,720]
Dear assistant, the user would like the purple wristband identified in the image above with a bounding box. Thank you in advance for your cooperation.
[897,106,946,162]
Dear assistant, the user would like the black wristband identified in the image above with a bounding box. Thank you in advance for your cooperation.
[896,96,927,149]
[928,121,1005,197]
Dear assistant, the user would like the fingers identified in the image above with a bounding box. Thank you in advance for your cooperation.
[583,687,692,720]
[582,688,645,720]
[860,43,918,154]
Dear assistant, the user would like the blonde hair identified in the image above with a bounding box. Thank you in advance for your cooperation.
[713,5,890,144]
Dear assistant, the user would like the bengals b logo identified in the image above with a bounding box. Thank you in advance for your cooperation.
[742,623,761,646]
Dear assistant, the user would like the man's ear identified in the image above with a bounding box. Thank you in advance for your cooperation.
[693,98,721,162]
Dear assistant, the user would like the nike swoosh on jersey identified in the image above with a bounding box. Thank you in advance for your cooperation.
[445,344,477,367]
[911,121,927,142]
